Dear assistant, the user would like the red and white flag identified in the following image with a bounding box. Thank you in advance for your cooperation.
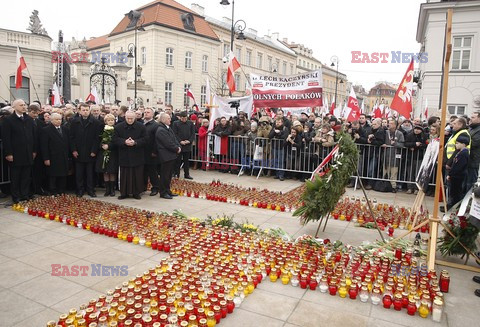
[329,99,335,115]
[373,101,382,118]
[52,83,61,106]
[310,144,339,181]
[16,46,27,89]
[226,51,241,93]
[424,98,429,119]
[345,88,361,122]
[186,88,196,104]
[85,86,98,104]
[391,59,414,119]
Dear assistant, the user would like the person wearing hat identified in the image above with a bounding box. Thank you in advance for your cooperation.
[172,111,195,179]
[405,124,428,194]
[447,133,470,209]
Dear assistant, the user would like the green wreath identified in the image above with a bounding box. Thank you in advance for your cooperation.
[294,132,358,225]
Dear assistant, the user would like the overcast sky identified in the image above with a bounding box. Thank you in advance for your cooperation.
[2,0,426,90]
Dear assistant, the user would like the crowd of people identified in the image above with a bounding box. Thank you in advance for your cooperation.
[1,99,479,212]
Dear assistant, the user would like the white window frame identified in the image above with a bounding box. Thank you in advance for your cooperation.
[166,47,174,66]
[447,104,467,116]
[246,50,252,66]
[185,51,193,70]
[223,43,230,57]
[234,74,241,91]
[235,47,242,64]
[452,36,472,70]
[184,83,192,107]
[141,47,147,65]
[200,85,207,106]
[202,55,208,72]
[257,53,263,69]
[164,82,173,105]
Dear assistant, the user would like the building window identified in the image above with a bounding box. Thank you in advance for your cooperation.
[235,47,241,63]
[298,59,301,65]
[223,43,230,57]
[10,76,29,102]
[246,50,252,66]
[448,104,466,115]
[267,57,272,71]
[234,74,241,91]
[452,36,472,70]
[290,64,294,74]
[282,62,287,75]
[166,47,174,66]
[165,82,173,105]
[202,55,208,72]
[185,51,192,69]
[257,53,263,69]
[200,85,207,106]
[141,47,146,65]
[184,83,192,107]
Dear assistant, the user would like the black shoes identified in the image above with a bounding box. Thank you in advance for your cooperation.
[184,175,193,180]
[160,194,173,199]
[88,192,97,198]
[133,194,141,200]
[150,190,159,196]
[475,289,480,297]
[168,191,178,197]
[279,177,285,181]
[118,195,128,200]
[473,276,480,284]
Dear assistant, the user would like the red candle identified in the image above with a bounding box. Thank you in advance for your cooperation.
[328,284,337,296]
[394,247,402,260]
[439,273,450,293]
[393,295,403,311]
[348,287,358,299]
[383,295,392,309]
[309,280,318,290]
[407,300,417,315]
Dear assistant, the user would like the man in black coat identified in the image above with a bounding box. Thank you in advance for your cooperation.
[41,113,69,195]
[113,111,147,199]
[1,99,37,203]
[172,111,195,179]
[405,125,428,194]
[467,111,480,191]
[142,108,161,196]
[69,103,102,197]
[156,112,181,199]
[364,118,386,189]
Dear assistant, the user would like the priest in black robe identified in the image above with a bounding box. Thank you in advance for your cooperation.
[113,111,147,199]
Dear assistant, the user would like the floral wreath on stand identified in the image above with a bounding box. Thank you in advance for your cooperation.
[294,131,358,225]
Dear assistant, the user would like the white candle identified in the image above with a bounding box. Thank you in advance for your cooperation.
[432,308,442,322]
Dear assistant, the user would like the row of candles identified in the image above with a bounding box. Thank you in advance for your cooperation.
[11,195,447,326]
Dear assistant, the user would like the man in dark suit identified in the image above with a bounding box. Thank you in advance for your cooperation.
[69,103,102,197]
[142,108,161,196]
[113,111,147,199]
[172,111,195,179]
[1,99,37,203]
[41,113,69,195]
[156,112,180,199]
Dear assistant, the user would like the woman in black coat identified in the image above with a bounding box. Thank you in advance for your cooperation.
[95,114,119,196]
[41,113,70,195]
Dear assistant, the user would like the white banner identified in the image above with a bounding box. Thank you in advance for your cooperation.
[208,95,253,131]
[250,70,323,108]
[281,107,312,116]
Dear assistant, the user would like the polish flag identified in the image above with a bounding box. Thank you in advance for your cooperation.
[424,98,429,119]
[329,99,335,115]
[373,101,382,118]
[16,46,27,89]
[186,88,196,104]
[85,86,98,104]
[226,51,241,93]
[52,83,61,106]
[345,88,361,122]
[391,59,414,119]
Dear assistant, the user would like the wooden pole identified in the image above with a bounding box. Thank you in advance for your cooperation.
[427,9,453,271]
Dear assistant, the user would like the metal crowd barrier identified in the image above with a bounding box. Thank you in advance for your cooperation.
[190,134,435,187]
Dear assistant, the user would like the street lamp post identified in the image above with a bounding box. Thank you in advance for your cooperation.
[330,55,344,113]
[127,15,145,110]
[220,0,246,96]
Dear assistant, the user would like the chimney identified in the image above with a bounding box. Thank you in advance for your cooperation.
[190,3,205,16]
[247,28,257,36]
[282,37,288,44]
[263,35,271,42]
[272,32,279,40]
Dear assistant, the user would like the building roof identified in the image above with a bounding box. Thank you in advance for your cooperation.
[109,0,219,41]
[279,40,322,64]
[86,35,110,51]
[205,16,296,57]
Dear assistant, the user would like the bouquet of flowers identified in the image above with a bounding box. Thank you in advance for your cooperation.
[101,125,114,169]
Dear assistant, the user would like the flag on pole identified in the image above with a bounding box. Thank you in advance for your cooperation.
[424,98,429,119]
[345,88,361,122]
[16,46,27,89]
[390,59,414,119]
[52,83,61,106]
[85,86,99,104]
[323,95,329,115]
[186,88,197,104]
[310,144,339,181]
[361,99,365,114]
[329,99,335,115]
[373,100,382,118]
[226,51,241,93]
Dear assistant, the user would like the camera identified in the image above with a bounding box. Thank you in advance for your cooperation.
[228,100,240,109]
[222,56,228,63]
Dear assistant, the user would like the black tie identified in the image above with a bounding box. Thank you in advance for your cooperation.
[57,127,62,135]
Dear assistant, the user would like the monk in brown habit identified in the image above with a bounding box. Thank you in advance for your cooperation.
[113,111,147,199]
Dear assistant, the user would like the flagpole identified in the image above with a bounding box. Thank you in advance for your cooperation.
[0,73,16,101]
[19,47,40,103]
